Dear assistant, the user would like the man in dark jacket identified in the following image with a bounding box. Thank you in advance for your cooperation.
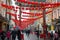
[50,31,53,40]
[1,31,6,40]
[17,29,21,40]
[26,30,30,36]
[11,30,16,40]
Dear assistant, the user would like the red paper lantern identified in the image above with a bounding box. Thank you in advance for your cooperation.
[22,7,24,10]
[1,3,15,10]
[25,7,28,10]
[16,6,19,9]
[28,1,31,4]
[1,3,7,8]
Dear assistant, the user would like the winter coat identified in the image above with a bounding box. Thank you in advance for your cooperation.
[6,31,10,38]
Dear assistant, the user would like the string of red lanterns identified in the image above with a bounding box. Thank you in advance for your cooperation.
[6,12,17,17]
[4,2,56,28]
[6,9,52,20]
[12,19,34,30]
[11,10,52,30]
[16,0,60,7]
[22,10,52,16]
[0,0,60,30]
[1,3,60,11]
[12,10,52,27]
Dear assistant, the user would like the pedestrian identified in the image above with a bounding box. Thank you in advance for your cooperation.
[58,29,60,37]
[26,29,30,36]
[11,30,16,40]
[0,30,2,35]
[36,30,39,38]
[50,31,54,40]
[54,31,58,40]
[1,31,6,40]
[17,29,21,40]
[6,31,11,40]
[0,30,2,37]
[48,32,50,39]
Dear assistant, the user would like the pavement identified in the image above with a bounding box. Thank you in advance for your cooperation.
[0,33,44,40]
[0,33,60,40]
[23,33,44,40]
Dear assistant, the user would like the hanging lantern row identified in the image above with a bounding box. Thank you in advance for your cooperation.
[11,10,52,30]
[1,4,59,11]
[12,19,34,30]
[12,15,42,29]
[22,12,42,16]
[12,15,42,26]
[19,4,60,10]
[16,0,60,7]
[19,20,34,30]
[20,7,52,10]
[12,19,34,24]
[12,0,60,30]
[6,11,42,17]
[19,5,59,10]
[6,12,17,16]
[6,10,52,19]
[7,10,52,29]
[19,10,52,21]
[1,3,18,12]
[18,10,52,17]
[12,15,42,23]
[20,5,60,10]
[1,3,15,10]
[21,10,52,17]
[1,2,60,12]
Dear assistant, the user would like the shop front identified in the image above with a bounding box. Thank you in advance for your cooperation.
[0,14,8,31]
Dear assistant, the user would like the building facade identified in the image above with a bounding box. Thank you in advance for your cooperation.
[0,0,11,31]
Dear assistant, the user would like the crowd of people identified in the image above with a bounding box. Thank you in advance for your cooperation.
[0,29,21,40]
[0,28,60,40]
[42,30,60,40]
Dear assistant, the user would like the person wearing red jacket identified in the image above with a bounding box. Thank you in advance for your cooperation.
[6,31,11,40]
